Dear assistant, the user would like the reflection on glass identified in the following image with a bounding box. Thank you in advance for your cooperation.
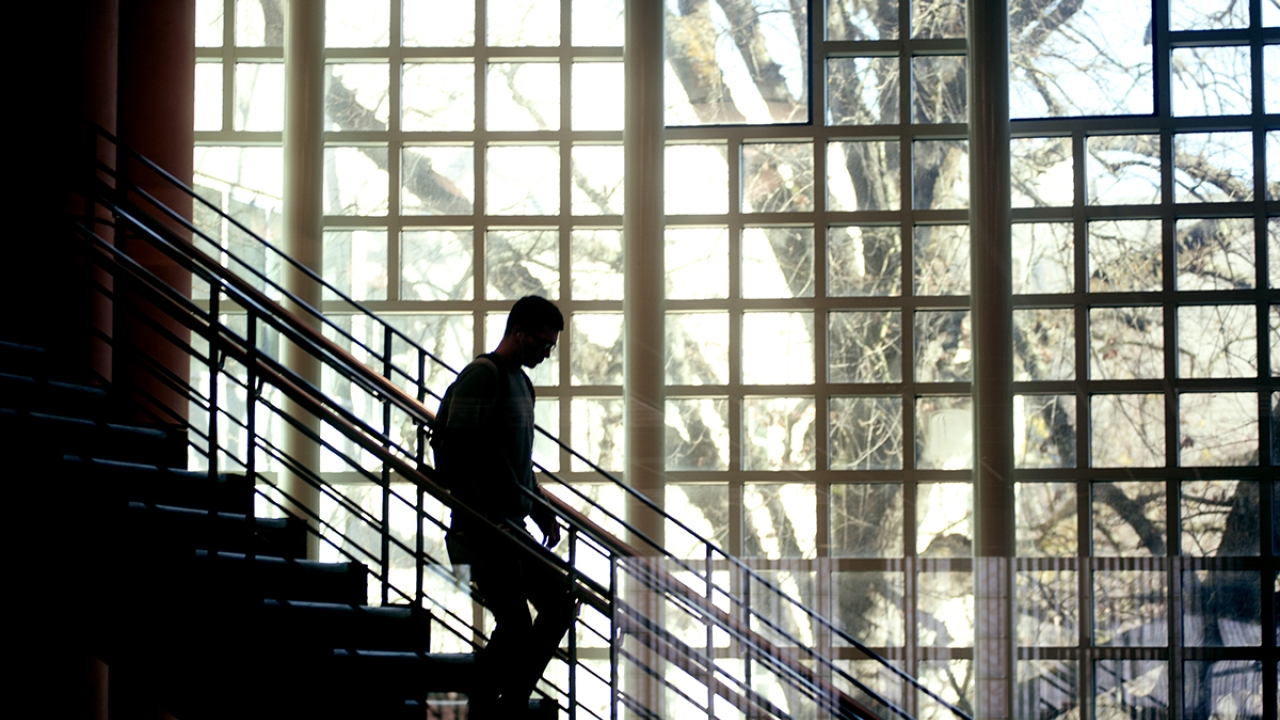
[833,572,904,646]
[1011,137,1073,207]
[402,63,474,131]
[1089,393,1165,467]
[1175,132,1253,203]
[916,396,972,469]
[1178,392,1259,467]
[572,63,624,131]
[1016,661,1078,720]
[486,145,559,214]
[401,230,473,300]
[828,141,901,211]
[1015,482,1077,556]
[1089,306,1163,380]
[1014,309,1074,381]
[742,228,814,298]
[487,62,559,131]
[913,225,970,295]
[829,397,903,471]
[1092,481,1167,557]
[1182,571,1262,647]
[918,572,974,646]
[570,397,623,471]
[917,482,972,556]
[1017,570,1078,646]
[487,0,559,46]
[665,400,729,471]
[1087,219,1162,292]
[835,659,906,716]
[827,57,899,125]
[828,226,902,296]
[485,229,559,300]
[1171,46,1251,117]
[830,483,903,556]
[913,140,969,209]
[665,144,728,214]
[1012,223,1073,294]
[1178,305,1257,378]
[915,311,971,382]
[742,483,816,559]
[742,397,816,471]
[325,64,389,131]
[742,312,815,384]
[1175,217,1255,290]
[322,230,386,301]
[571,229,622,300]
[1182,480,1259,556]
[194,62,222,131]
[665,227,728,299]
[1015,395,1077,470]
[401,146,474,215]
[750,570,816,646]
[1094,571,1168,646]
[324,146,389,216]
[234,62,284,132]
[1094,660,1168,718]
[570,313,622,386]
[326,0,390,46]
[1086,135,1161,205]
[829,311,902,383]
[665,312,729,385]
[403,0,474,46]
[917,660,974,720]
[664,484,729,557]
[742,143,814,213]
[912,56,966,123]
[1182,661,1263,719]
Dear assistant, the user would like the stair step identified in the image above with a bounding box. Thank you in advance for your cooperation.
[108,502,308,559]
[0,340,48,378]
[190,550,369,605]
[61,456,254,515]
[260,599,431,651]
[2,408,186,467]
[0,372,112,420]
[330,649,476,694]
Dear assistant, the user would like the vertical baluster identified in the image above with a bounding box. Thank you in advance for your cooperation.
[416,347,426,608]
[706,542,715,719]
[206,290,220,555]
[610,556,619,720]
[246,312,258,560]
[381,325,393,606]
[742,563,751,706]
[567,524,579,720]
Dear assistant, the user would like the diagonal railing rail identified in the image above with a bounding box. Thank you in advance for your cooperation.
[72,120,973,720]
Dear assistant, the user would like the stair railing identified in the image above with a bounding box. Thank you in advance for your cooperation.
[77,121,974,720]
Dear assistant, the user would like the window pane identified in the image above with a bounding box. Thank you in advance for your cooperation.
[324,146,389,216]
[1087,219,1162,292]
[326,0,390,46]
[1089,306,1164,379]
[912,0,964,38]
[917,660,974,719]
[401,230,473,301]
[829,397,903,471]
[1094,661,1168,717]
[1179,392,1259,467]
[665,400,729,471]
[1093,481,1167,557]
[1089,394,1165,467]
[1013,309,1074,381]
[1182,661,1263,719]
[1011,222,1073,294]
[666,312,729,385]
[911,56,966,123]
[1182,480,1260,556]
[485,229,559,300]
[1094,571,1168,647]
[1182,572,1262,647]
[1011,137,1073,207]
[1271,219,1280,288]
[1175,217,1256,290]
[193,145,285,259]
[486,145,559,215]
[1086,135,1161,205]
[742,483,816,559]
[828,226,902,297]
[322,230,387,301]
[570,229,623,300]
[913,140,968,209]
[487,62,559,131]
[402,63,474,131]
[196,0,223,47]
[915,311,971,382]
[917,482,973,556]
[749,569,816,646]
[830,483,903,557]
[235,0,276,46]
[665,144,728,215]
[1017,661,1079,720]
[487,0,559,46]
[1017,570,1078,646]
[916,396,972,469]
[1178,305,1257,378]
[827,57,899,125]
[1171,46,1251,117]
[1267,48,1280,115]
[917,572,973,646]
[829,311,902,383]
[403,0,474,46]
[743,142,814,213]
[664,484,729,557]
[742,312,815,385]
[234,62,284,131]
[833,572,904,645]
[572,0,623,46]
[742,228,814,298]
[913,224,970,295]
[827,0,898,40]
[571,312,622,386]
[570,145,624,216]
[1015,395,1077,469]
[401,145,474,215]
[325,64,389,131]
[1170,0,1249,29]
[384,313,473,392]
[829,140,902,211]
[665,227,728,299]
[742,397,816,471]
[570,398,623,471]
[534,398,558,472]
[571,62,624,131]
[1015,482,1077,556]
[194,62,222,131]
[1175,132,1253,203]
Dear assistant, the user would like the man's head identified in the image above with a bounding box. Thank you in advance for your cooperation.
[503,295,564,369]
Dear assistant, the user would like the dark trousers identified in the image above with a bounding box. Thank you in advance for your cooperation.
[447,523,575,715]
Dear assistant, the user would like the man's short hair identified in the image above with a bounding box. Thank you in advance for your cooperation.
[504,295,564,336]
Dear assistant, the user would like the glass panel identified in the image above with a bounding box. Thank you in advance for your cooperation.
[828,226,902,297]
[533,398,558,471]
[1183,661,1264,720]
[912,0,965,38]
[403,0,474,46]
[1009,0,1153,118]
[570,229,623,300]
[1178,305,1257,378]
[917,572,974,646]
[325,64,390,131]
[835,659,907,715]
[1011,137,1073,208]
[1017,570,1078,646]
[915,310,972,382]
[1012,222,1073,294]
[742,227,814,298]
[827,57,899,125]
[1092,481,1167,557]
[742,397,816,471]
[571,62,624,131]
[1267,49,1280,115]
[570,145,624,216]
[322,230,387,301]
[196,0,223,47]
[487,62,559,131]
[1183,571,1262,647]
[235,0,277,46]
[829,310,902,383]
[664,484,729,557]
[1015,395,1077,469]
[1089,306,1164,379]
[402,63,474,132]
[916,396,972,469]
[665,227,728,299]
[664,0,808,125]
[830,483,903,557]
[1271,219,1280,288]
[1171,46,1252,117]
[484,312,557,386]
[234,62,284,131]
[1087,219,1162,292]
[324,146,389,216]
[913,224,970,295]
[827,0,898,41]
[1013,308,1074,381]
[487,0,559,46]
[193,145,286,267]
[384,313,473,393]
[572,0,624,46]
[401,230,473,301]
[326,0,390,46]
[1175,217,1256,290]
[749,570,816,646]
[917,660,974,720]
[570,398,623,471]
[742,312,815,385]
[742,142,814,213]
[194,62,222,132]
[485,145,559,215]
[1267,0,1280,26]
[1179,392,1259,467]
[1170,0,1248,29]
[401,145,474,215]
[570,312,622,386]
[1094,571,1168,647]
[828,141,901,211]
[1182,480,1260,556]
[1017,661,1079,720]
[1089,394,1166,467]
[665,400,730,471]
[485,229,559,300]
[665,312,729,385]
[1175,132,1254,203]
[829,397,904,471]
[1273,305,1280,376]
[742,483,816,559]
[1015,482,1077,556]
[833,572,904,645]
[1086,135,1161,205]
[665,144,728,215]
[917,482,973,557]
[912,56,966,123]
[913,140,969,209]
[1094,660,1168,718]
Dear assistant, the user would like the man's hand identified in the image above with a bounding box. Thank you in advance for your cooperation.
[532,508,562,549]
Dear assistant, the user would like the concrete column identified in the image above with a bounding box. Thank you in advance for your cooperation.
[968,0,1015,718]
[281,0,326,558]
[116,0,195,424]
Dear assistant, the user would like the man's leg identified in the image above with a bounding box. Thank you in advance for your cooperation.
[501,555,576,708]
